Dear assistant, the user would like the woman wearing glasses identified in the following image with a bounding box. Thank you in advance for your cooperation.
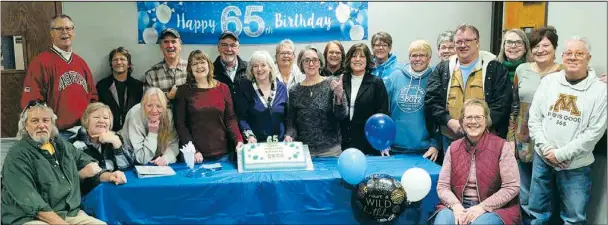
[275,39,305,91]
[236,51,288,143]
[497,29,533,82]
[175,50,243,163]
[285,45,348,157]
[322,41,346,77]
[433,99,520,225]
[437,30,457,61]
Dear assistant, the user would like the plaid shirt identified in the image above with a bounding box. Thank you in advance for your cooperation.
[143,59,188,93]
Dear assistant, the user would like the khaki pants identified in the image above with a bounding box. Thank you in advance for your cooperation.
[24,210,107,225]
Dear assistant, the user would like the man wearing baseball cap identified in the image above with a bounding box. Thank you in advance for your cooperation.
[213,31,248,101]
[143,28,188,104]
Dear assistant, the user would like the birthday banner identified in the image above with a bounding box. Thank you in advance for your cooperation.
[137,1,368,44]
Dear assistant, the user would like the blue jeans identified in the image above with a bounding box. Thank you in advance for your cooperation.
[433,208,504,225]
[519,161,533,224]
[529,152,592,225]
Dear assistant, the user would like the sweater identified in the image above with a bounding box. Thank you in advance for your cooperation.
[371,53,399,79]
[528,69,607,170]
[20,48,98,130]
[175,82,243,158]
[384,64,439,152]
[235,79,287,142]
[286,78,348,155]
[120,103,179,164]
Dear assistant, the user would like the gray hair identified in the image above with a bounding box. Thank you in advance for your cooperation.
[436,30,455,49]
[246,50,280,82]
[81,102,114,131]
[297,45,325,74]
[17,104,60,140]
[566,36,592,52]
[497,29,532,63]
[455,23,480,39]
[275,39,296,56]
[49,14,74,30]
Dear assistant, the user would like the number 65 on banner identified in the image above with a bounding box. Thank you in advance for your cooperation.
[221,5,266,37]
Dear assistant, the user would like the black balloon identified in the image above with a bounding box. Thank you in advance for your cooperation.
[354,174,408,223]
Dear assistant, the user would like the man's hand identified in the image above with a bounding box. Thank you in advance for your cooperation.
[423,146,439,162]
[151,157,168,166]
[167,85,178,100]
[195,152,204,163]
[108,171,127,185]
[462,205,487,225]
[447,119,463,136]
[544,149,569,169]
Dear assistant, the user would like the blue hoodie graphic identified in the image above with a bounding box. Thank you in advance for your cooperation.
[383,64,439,153]
[372,54,399,79]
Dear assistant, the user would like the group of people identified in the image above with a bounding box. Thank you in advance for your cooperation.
[1,13,606,225]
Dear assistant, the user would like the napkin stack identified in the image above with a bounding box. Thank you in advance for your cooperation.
[180,141,196,169]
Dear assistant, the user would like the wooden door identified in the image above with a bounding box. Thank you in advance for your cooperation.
[1,2,62,137]
[504,1,547,32]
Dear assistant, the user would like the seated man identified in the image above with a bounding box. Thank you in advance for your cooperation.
[1,100,127,225]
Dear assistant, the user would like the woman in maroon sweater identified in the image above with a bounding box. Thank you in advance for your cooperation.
[175,50,243,163]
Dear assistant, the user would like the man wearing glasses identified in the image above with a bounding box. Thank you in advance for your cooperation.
[143,28,188,105]
[213,31,249,102]
[425,23,512,152]
[2,101,126,225]
[20,14,98,141]
[528,36,606,225]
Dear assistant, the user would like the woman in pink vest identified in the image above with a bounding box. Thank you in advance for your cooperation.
[432,99,520,225]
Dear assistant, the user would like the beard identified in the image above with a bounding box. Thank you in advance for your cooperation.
[31,133,51,144]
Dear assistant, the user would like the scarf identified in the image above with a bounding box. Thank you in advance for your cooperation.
[503,58,526,82]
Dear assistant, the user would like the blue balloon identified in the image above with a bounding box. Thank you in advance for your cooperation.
[347,2,363,10]
[338,148,367,185]
[340,19,355,39]
[144,2,160,10]
[138,11,151,31]
[356,9,368,27]
[365,114,397,151]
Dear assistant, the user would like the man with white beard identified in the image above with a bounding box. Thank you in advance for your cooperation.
[213,31,249,103]
[1,100,127,225]
[144,28,188,105]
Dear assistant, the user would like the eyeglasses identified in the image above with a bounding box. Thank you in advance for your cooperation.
[278,51,293,56]
[439,46,455,51]
[562,52,588,60]
[25,99,47,111]
[51,26,74,33]
[455,38,477,46]
[373,43,389,49]
[463,115,485,122]
[220,43,239,49]
[303,58,320,65]
[409,54,428,59]
[505,40,524,47]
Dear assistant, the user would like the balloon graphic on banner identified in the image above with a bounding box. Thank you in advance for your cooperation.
[338,148,367,185]
[350,25,364,41]
[347,2,363,10]
[144,2,160,10]
[335,3,351,24]
[356,9,368,27]
[143,27,159,44]
[155,4,173,24]
[365,114,397,151]
[153,22,166,34]
[401,168,432,202]
[340,18,354,39]
[138,10,150,31]
[354,174,408,223]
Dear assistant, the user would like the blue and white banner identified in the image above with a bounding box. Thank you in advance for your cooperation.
[137,1,368,45]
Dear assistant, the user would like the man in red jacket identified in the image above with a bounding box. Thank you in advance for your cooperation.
[20,14,98,140]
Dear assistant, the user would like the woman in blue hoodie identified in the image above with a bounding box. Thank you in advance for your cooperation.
[371,32,400,79]
[383,40,441,162]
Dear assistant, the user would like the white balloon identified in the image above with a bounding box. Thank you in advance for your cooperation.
[349,25,364,41]
[143,28,159,44]
[335,3,351,24]
[400,167,432,202]
[156,4,172,24]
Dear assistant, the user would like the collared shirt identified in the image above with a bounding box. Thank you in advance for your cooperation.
[221,59,239,82]
[144,58,188,93]
[1,135,96,224]
[52,44,72,62]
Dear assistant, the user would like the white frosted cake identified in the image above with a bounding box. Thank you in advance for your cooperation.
[237,142,314,173]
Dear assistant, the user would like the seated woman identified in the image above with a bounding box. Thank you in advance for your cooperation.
[74,102,134,195]
[175,50,243,163]
[339,43,388,155]
[121,87,179,166]
[236,50,288,143]
[433,99,520,225]
[285,45,348,157]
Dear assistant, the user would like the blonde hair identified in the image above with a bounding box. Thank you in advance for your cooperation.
[141,87,175,155]
[460,99,492,128]
[246,50,280,83]
[497,29,532,63]
[81,102,113,131]
[408,40,432,58]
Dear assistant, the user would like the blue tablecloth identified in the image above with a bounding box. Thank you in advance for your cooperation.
[82,155,441,224]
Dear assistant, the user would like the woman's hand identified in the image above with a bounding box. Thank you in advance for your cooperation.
[195,152,204,163]
[284,136,293,142]
[93,131,122,149]
[452,204,466,225]
[150,157,168,166]
[148,120,160,133]
[462,205,487,225]
[108,171,127,185]
[247,136,257,143]
[381,148,390,157]
[423,147,439,162]
[236,142,244,151]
